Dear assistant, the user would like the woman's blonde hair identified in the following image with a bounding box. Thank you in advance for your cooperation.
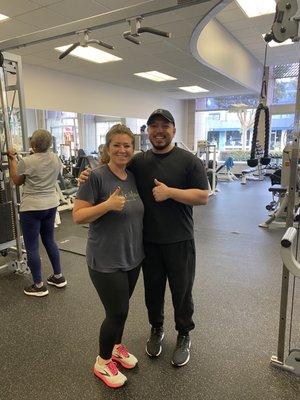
[30,129,52,153]
[101,124,134,164]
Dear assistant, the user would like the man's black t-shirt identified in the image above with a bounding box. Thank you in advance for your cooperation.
[129,147,209,244]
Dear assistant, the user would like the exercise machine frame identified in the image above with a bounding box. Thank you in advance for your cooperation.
[0,52,28,273]
[268,0,300,377]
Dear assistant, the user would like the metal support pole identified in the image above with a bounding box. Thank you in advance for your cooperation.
[14,56,28,151]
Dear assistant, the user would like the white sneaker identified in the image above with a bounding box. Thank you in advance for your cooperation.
[112,344,138,369]
[93,357,127,388]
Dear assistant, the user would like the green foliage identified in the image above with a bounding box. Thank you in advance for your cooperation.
[219,150,283,162]
[219,150,250,161]
[273,77,297,104]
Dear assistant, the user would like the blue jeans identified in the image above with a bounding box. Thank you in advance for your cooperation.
[20,208,61,284]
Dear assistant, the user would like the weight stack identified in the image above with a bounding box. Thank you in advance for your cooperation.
[0,201,16,244]
[0,188,7,204]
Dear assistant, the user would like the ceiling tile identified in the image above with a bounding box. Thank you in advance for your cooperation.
[0,0,41,17]
[93,1,142,10]
[0,19,39,41]
[2,0,296,100]
[14,8,70,29]
[46,0,108,21]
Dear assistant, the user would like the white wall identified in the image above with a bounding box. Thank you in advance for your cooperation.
[191,19,262,93]
[22,64,187,143]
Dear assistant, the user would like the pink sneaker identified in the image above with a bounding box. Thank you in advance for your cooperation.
[93,357,127,388]
[112,344,138,369]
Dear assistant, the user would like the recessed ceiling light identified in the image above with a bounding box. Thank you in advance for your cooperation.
[179,86,209,93]
[0,13,9,22]
[134,71,177,82]
[262,34,294,47]
[55,45,122,64]
[235,0,276,18]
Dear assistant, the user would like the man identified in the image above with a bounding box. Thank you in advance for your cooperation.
[129,109,209,367]
[80,109,209,366]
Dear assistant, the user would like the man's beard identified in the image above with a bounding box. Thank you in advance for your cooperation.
[149,137,172,150]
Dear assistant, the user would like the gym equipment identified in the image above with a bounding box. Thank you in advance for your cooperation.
[281,226,300,278]
[265,170,282,212]
[259,144,300,228]
[266,0,300,377]
[72,151,100,178]
[58,236,87,256]
[56,173,77,212]
[216,157,238,182]
[72,149,87,178]
[259,186,289,228]
[240,165,266,185]
[247,44,271,170]
[270,224,300,376]
[0,1,211,53]
[197,140,217,195]
[58,30,114,60]
[123,16,170,44]
[0,52,28,274]
[264,0,300,44]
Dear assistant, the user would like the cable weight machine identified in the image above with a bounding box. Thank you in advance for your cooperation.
[265,0,300,377]
[0,52,28,274]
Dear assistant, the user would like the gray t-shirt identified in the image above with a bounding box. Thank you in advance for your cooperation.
[76,165,144,273]
[17,151,62,212]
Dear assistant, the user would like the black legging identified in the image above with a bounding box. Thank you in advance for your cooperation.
[89,265,141,359]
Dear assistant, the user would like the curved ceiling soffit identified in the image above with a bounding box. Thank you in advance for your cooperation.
[189,0,263,93]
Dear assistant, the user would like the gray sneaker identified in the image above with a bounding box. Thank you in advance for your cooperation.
[146,327,164,357]
[171,334,191,367]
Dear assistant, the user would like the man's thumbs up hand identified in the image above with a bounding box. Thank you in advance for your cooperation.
[154,178,163,186]
[152,179,170,202]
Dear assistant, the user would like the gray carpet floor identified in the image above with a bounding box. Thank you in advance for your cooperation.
[0,180,299,400]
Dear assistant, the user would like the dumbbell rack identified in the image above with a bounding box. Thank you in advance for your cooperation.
[0,52,28,273]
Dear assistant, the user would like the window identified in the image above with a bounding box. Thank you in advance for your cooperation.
[196,94,258,111]
[225,131,242,148]
[273,77,298,104]
[45,110,79,157]
[270,114,295,151]
[208,113,220,121]
[272,63,299,104]
[96,121,121,148]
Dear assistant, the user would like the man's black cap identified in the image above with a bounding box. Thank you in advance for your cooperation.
[147,109,175,126]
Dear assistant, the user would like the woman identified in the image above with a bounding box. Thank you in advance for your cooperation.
[8,129,67,297]
[73,124,144,389]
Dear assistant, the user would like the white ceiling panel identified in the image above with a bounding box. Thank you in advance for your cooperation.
[0,0,297,100]
[46,0,109,21]
[12,34,81,55]
[93,1,144,11]
[141,10,186,27]
[175,1,219,19]
[138,40,189,56]
[216,9,244,23]
[0,0,41,17]
[0,20,39,40]
[14,8,70,29]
